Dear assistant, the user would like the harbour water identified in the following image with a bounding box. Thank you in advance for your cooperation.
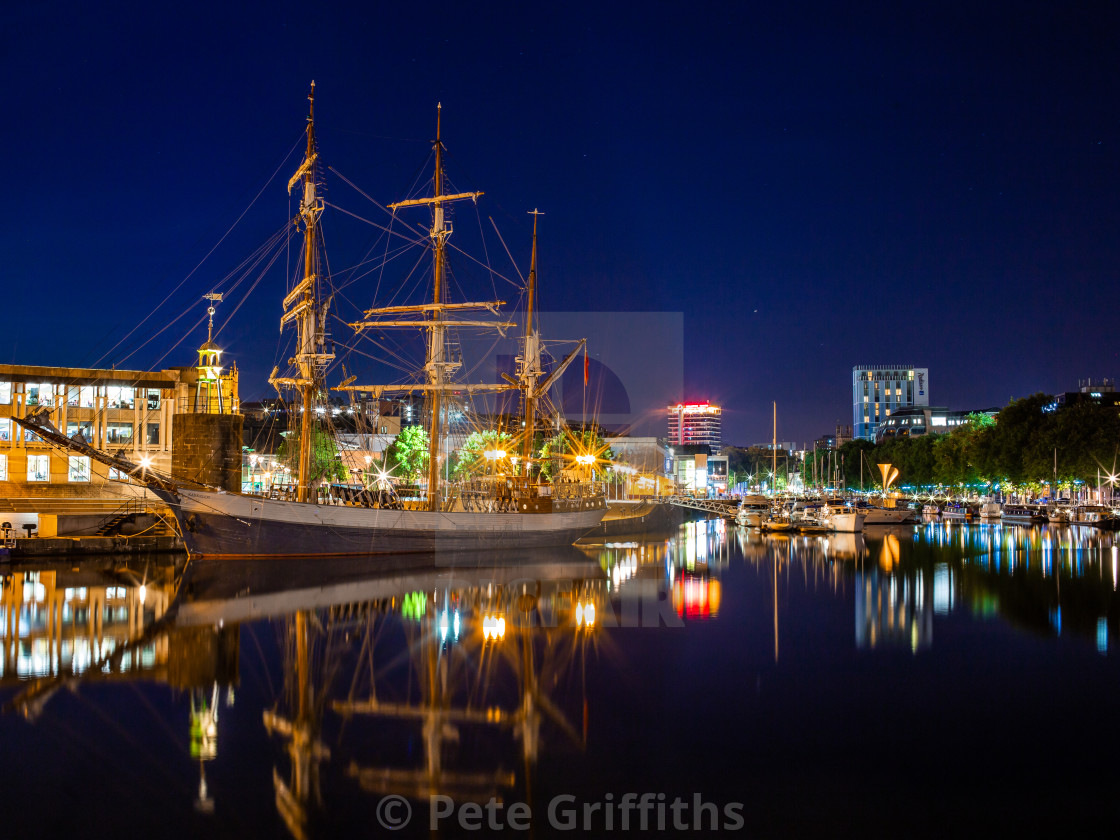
[2,518,1119,837]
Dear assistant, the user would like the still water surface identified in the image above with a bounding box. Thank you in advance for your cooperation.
[2,518,1118,837]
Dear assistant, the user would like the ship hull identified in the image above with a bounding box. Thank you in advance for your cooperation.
[162,488,607,558]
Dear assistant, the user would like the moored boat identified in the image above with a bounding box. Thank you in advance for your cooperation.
[1001,504,1047,524]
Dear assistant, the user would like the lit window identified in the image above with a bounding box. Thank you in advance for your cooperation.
[0,453,6,481]
[147,389,160,410]
[109,467,130,483]
[0,418,9,442]
[0,382,10,404]
[145,423,160,445]
[68,456,91,482]
[27,454,50,482]
[106,423,133,444]
[107,387,135,410]
[26,383,54,407]
[67,421,93,441]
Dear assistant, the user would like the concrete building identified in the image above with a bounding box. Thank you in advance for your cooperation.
[1047,378,1120,412]
[667,402,721,452]
[0,353,239,531]
[874,405,998,444]
[852,365,929,441]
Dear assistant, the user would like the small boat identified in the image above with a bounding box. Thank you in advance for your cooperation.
[735,495,771,529]
[978,501,1002,519]
[761,509,795,532]
[940,502,969,520]
[853,501,917,525]
[1071,505,1120,531]
[1001,504,1046,524]
[922,503,941,517]
[820,502,866,533]
[1047,504,1073,524]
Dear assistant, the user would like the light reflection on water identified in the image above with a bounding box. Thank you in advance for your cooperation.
[2,519,1120,836]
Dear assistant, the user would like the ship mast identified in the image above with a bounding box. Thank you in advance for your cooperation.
[426,105,449,511]
[521,210,543,471]
[346,106,504,513]
[272,82,335,504]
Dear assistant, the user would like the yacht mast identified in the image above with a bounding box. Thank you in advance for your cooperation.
[772,401,777,495]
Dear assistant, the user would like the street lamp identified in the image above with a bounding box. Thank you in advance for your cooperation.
[484,448,506,476]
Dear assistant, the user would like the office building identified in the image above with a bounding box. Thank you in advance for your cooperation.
[852,365,928,441]
[667,402,721,452]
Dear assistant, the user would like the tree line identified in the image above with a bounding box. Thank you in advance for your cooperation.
[726,394,1120,493]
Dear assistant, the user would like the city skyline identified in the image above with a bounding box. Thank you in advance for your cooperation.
[5,2,1118,444]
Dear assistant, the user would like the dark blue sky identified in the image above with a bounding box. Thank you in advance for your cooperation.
[5,1,1119,444]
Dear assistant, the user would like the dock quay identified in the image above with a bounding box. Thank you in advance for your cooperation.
[1,495,181,559]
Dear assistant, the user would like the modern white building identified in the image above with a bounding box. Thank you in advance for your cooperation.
[852,365,928,441]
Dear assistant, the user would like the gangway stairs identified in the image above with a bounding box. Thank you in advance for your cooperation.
[665,495,740,520]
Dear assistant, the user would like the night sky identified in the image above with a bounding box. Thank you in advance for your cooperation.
[5,1,1119,445]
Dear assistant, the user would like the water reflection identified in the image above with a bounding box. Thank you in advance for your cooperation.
[2,520,1120,834]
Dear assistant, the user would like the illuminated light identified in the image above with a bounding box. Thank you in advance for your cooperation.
[453,610,460,640]
[584,603,596,626]
[575,603,584,626]
[439,609,450,641]
[496,617,506,638]
[138,584,147,606]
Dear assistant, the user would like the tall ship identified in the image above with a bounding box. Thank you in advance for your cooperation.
[14,86,607,558]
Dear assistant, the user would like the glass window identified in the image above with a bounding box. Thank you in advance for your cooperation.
[24,428,42,443]
[0,418,9,442]
[109,467,130,483]
[106,423,133,444]
[67,386,80,407]
[106,386,135,409]
[68,456,90,482]
[147,389,161,410]
[0,382,10,404]
[0,453,6,481]
[27,455,50,482]
[26,384,54,407]
[67,421,93,441]
[145,423,160,445]
[80,386,95,408]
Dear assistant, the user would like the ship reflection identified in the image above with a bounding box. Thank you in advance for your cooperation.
[190,549,603,838]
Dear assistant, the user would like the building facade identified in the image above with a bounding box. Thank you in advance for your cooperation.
[852,365,928,441]
[667,402,721,453]
[0,361,238,503]
[874,405,997,444]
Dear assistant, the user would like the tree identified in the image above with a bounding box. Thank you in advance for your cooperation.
[538,430,614,480]
[386,424,430,482]
[452,430,515,480]
[276,427,349,484]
